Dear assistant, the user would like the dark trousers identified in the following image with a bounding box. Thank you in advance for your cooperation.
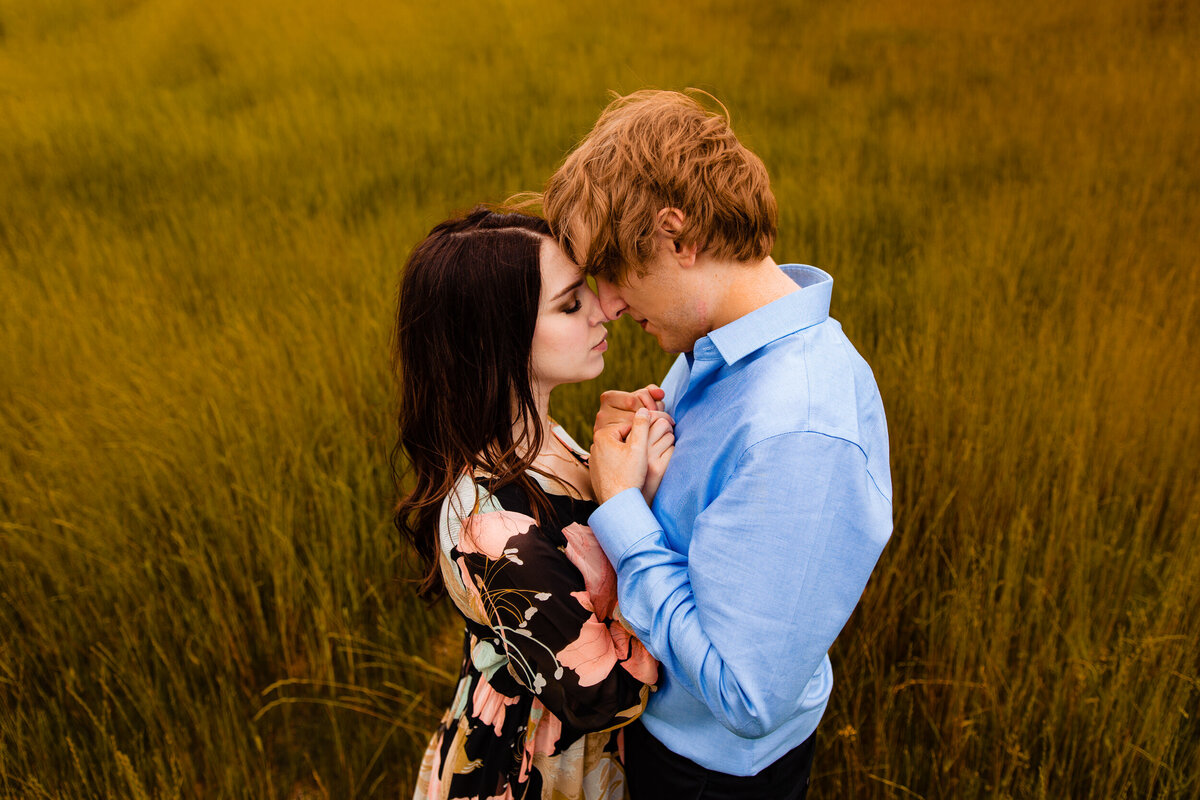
[624,719,815,800]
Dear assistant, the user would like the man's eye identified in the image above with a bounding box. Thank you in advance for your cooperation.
[564,298,583,314]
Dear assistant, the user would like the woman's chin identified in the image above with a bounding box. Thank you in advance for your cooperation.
[580,358,606,383]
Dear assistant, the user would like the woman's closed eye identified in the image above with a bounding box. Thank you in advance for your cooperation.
[563,296,583,314]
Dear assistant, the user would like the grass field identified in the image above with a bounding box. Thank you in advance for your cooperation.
[1,0,1198,797]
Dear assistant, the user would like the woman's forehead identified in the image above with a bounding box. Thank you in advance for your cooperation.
[540,238,586,287]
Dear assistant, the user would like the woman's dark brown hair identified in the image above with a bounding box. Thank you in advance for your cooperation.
[391,207,556,600]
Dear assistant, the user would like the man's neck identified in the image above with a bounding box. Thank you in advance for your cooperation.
[705,256,799,331]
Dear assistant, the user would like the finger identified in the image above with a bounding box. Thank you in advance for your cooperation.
[595,420,632,443]
[648,410,674,426]
[626,408,652,447]
[649,430,675,457]
[643,385,667,413]
[595,407,635,430]
[632,384,666,410]
[599,390,641,413]
[648,443,671,465]
[631,389,658,411]
[648,417,672,441]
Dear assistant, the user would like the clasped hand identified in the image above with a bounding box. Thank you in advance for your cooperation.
[590,384,675,505]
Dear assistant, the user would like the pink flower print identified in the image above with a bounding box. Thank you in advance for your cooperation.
[529,699,563,756]
[609,620,659,684]
[570,590,594,613]
[561,522,617,621]
[556,616,618,687]
[460,510,537,559]
[516,700,564,785]
[471,676,518,737]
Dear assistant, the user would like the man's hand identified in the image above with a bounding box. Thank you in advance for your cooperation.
[590,408,655,504]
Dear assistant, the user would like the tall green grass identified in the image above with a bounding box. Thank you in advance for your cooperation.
[1,0,1196,796]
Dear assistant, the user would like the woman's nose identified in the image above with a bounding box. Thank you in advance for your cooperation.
[587,289,607,326]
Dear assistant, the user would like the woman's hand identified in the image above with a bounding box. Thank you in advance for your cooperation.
[642,414,675,506]
[594,384,667,431]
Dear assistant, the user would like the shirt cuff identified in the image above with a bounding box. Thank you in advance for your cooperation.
[588,488,663,565]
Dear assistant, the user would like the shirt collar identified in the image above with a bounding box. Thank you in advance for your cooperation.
[693,265,833,365]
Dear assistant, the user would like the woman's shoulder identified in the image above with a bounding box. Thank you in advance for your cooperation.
[437,473,533,559]
[435,475,542,626]
[441,472,552,554]
[436,441,595,560]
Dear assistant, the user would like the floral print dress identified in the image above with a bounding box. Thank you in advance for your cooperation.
[413,429,658,800]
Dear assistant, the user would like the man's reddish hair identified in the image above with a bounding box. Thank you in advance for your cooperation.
[543,90,777,282]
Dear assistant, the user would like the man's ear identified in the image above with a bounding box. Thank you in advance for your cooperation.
[655,208,698,268]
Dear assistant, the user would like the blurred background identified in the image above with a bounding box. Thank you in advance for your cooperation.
[1,0,1197,797]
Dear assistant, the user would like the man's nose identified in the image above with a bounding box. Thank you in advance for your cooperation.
[595,279,627,321]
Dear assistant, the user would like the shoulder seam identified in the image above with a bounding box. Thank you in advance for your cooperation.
[728,430,891,503]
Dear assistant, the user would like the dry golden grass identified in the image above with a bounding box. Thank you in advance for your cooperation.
[1,0,1196,796]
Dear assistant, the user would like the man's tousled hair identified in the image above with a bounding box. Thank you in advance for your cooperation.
[542,89,777,283]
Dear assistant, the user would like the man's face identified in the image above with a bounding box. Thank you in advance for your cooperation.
[594,251,707,353]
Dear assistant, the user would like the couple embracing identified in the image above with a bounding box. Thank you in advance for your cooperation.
[394,90,893,800]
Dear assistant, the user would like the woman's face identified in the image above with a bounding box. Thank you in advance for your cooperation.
[530,238,608,393]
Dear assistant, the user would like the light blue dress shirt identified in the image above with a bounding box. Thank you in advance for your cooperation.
[589,264,893,776]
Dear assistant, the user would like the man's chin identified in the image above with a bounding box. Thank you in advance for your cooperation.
[656,339,690,355]
[632,320,689,353]
[648,330,692,354]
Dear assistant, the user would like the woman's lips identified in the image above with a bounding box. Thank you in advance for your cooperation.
[593,337,609,352]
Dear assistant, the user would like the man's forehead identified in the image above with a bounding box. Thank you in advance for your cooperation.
[564,216,594,269]
[559,212,644,284]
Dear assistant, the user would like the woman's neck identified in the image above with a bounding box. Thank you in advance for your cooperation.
[515,382,594,501]
[534,384,553,443]
[507,385,555,462]
[515,382,554,455]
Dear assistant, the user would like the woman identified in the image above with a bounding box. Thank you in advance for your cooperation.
[393,207,672,800]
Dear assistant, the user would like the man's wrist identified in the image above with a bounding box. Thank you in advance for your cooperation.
[596,479,638,505]
[588,488,662,565]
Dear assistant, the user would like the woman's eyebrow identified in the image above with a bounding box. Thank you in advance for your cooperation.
[548,279,584,302]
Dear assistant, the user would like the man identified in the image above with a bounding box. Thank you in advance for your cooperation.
[542,90,893,799]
